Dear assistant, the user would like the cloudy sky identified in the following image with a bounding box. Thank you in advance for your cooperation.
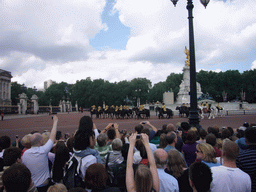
[0,0,255,89]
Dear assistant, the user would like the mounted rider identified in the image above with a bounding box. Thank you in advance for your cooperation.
[91,105,96,112]
[139,104,144,111]
[98,106,102,112]
[162,103,167,112]
[104,105,109,111]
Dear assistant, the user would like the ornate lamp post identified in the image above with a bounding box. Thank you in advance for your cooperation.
[170,0,210,128]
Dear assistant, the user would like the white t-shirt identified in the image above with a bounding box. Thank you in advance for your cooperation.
[211,165,251,192]
[22,139,54,187]
[75,155,97,179]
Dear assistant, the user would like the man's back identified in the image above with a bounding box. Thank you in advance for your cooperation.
[211,165,251,192]
[157,168,179,192]
[22,139,53,187]
[237,145,256,192]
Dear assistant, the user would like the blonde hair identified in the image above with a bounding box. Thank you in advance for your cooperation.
[197,143,217,163]
[47,183,67,192]
[135,164,153,192]
[21,134,32,148]
[167,149,187,178]
[42,131,50,145]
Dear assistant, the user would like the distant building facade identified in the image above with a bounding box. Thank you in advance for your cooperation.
[44,80,56,90]
[0,69,12,105]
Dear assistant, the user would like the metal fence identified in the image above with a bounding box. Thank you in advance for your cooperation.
[0,105,18,114]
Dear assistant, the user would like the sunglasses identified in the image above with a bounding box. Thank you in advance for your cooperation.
[196,150,202,153]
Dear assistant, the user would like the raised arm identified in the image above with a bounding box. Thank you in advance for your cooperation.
[126,133,136,192]
[113,123,121,139]
[49,115,58,143]
[141,133,159,192]
[142,121,158,133]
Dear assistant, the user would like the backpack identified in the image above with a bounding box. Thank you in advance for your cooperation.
[63,154,87,190]
[105,152,126,190]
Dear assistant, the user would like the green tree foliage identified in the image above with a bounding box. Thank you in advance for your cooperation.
[165,73,183,101]
[10,69,256,108]
[44,82,73,106]
[11,82,26,105]
[241,69,256,103]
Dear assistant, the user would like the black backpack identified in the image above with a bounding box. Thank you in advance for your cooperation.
[63,154,87,190]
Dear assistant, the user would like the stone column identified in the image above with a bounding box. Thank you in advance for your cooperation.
[63,100,66,112]
[19,93,27,114]
[75,101,78,112]
[31,95,39,114]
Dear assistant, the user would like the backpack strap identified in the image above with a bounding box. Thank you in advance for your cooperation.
[105,152,111,171]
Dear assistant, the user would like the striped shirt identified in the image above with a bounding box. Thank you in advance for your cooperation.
[236,145,256,192]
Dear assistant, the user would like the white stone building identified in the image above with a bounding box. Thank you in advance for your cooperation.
[0,69,12,105]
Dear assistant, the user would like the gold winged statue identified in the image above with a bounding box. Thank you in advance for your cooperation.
[184,46,190,67]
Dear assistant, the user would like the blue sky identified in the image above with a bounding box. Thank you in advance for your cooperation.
[0,0,255,89]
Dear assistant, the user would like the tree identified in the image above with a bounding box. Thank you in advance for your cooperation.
[11,82,27,105]
[165,73,183,101]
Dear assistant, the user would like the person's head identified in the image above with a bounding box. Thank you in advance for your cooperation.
[42,131,50,145]
[141,128,150,138]
[207,127,219,138]
[136,140,147,159]
[68,187,87,192]
[73,130,92,150]
[189,162,212,192]
[181,122,190,131]
[135,124,144,134]
[85,163,108,190]
[0,136,11,151]
[107,128,116,141]
[166,123,175,132]
[199,129,207,140]
[227,127,234,136]
[196,143,217,163]
[30,133,44,146]
[112,138,123,151]
[97,133,108,147]
[166,132,177,145]
[56,131,62,141]
[153,149,168,168]
[245,127,256,144]
[78,116,93,134]
[121,143,130,161]
[66,136,75,153]
[47,183,67,192]
[221,129,231,140]
[135,164,153,192]
[159,133,168,148]
[222,139,239,161]
[2,163,32,192]
[3,147,22,166]
[20,134,32,149]
[185,130,197,144]
[167,149,187,178]
[205,133,216,147]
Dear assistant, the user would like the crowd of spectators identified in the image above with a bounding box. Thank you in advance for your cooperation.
[0,116,256,192]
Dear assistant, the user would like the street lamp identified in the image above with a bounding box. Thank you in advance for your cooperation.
[170,0,210,128]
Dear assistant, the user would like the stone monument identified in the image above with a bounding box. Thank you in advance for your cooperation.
[176,47,202,104]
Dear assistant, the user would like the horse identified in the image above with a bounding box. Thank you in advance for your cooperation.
[215,106,225,117]
[198,105,215,119]
[133,107,150,119]
[90,108,98,118]
[176,106,189,117]
[155,106,173,119]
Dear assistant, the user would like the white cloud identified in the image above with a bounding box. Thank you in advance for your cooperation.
[251,60,256,70]
[2,0,256,90]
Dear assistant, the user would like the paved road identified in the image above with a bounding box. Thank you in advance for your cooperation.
[1,111,256,141]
